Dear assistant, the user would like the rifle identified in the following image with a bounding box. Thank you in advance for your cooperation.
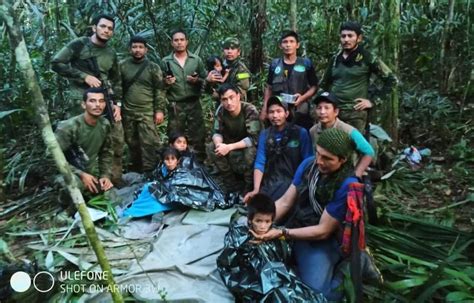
[166,61,174,77]
[64,144,89,171]
[101,80,117,123]
[90,57,116,123]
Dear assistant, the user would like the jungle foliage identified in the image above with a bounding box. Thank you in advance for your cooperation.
[1,0,473,302]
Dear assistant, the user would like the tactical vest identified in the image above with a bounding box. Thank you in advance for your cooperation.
[262,124,302,189]
[271,57,310,95]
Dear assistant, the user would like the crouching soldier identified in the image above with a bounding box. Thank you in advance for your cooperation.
[207,84,261,193]
[55,87,114,197]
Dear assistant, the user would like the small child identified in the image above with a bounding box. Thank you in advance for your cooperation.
[160,147,180,178]
[168,131,189,153]
[217,192,323,301]
[206,55,229,83]
[168,131,197,168]
[247,193,276,236]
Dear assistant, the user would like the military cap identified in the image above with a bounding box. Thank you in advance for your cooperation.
[222,37,240,48]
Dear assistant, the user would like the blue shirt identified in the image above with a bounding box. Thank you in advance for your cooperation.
[292,156,357,222]
[254,126,314,172]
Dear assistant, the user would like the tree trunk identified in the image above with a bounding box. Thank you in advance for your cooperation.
[380,0,400,145]
[290,1,297,32]
[439,0,455,93]
[249,0,266,104]
[0,3,123,302]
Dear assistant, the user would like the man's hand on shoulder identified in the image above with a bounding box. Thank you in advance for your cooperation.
[354,98,373,111]
[84,75,102,88]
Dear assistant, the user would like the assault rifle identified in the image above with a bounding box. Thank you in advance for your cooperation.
[64,144,89,171]
[101,80,117,123]
[90,57,116,123]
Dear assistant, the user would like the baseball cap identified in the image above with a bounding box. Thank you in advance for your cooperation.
[313,91,339,107]
[222,37,240,48]
[267,96,288,111]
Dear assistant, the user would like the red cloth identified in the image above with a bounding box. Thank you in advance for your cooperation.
[341,182,366,256]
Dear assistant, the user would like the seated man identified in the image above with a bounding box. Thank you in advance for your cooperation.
[207,83,260,193]
[55,87,113,195]
[251,128,358,301]
[310,91,374,178]
[217,193,326,302]
[244,96,313,202]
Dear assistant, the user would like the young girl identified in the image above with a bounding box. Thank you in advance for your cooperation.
[206,55,229,83]
[159,147,180,178]
[168,131,197,168]
[206,56,230,105]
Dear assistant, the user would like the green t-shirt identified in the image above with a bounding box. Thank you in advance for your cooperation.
[55,114,113,178]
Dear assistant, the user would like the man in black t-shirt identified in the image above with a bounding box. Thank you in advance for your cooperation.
[261,31,318,130]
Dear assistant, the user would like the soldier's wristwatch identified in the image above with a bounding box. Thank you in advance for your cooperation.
[116,102,122,107]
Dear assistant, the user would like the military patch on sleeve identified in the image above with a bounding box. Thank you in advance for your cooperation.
[294,64,306,72]
[236,72,250,80]
[275,66,282,74]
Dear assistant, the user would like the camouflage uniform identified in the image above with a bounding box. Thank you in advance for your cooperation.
[52,36,124,184]
[320,45,396,132]
[120,57,165,173]
[162,51,207,159]
[223,58,251,101]
[55,114,113,192]
[208,102,261,192]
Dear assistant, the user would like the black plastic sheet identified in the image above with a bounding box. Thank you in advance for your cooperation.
[149,164,238,211]
[217,221,327,302]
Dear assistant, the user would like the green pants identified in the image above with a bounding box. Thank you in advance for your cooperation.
[109,121,124,183]
[167,98,206,158]
[206,142,256,192]
[123,115,160,172]
[339,109,368,133]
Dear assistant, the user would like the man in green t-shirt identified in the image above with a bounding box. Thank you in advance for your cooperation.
[207,84,260,193]
[162,29,207,161]
[55,87,113,194]
[320,21,397,132]
[52,14,124,185]
[120,36,166,173]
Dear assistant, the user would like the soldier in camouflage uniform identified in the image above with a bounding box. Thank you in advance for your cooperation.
[51,14,124,185]
[55,88,114,194]
[206,37,252,102]
[320,21,397,132]
[207,84,261,193]
[120,36,166,173]
[162,29,207,161]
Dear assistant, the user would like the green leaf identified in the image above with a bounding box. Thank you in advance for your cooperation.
[0,109,23,119]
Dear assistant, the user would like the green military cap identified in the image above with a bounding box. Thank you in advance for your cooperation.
[222,37,240,48]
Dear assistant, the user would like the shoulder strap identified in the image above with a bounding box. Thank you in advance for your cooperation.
[70,37,89,61]
[123,59,150,94]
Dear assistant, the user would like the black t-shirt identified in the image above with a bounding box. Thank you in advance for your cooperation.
[267,58,319,87]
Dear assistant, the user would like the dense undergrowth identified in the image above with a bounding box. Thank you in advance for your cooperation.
[1,1,473,302]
